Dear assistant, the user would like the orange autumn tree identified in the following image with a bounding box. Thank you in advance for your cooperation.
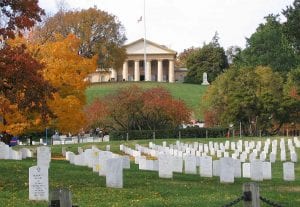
[0,0,55,136]
[84,98,110,129]
[37,34,97,134]
[1,38,55,136]
[85,86,191,131]
[0,97,28,135]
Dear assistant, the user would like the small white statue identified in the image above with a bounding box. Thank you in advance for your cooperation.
[202,72,210,85]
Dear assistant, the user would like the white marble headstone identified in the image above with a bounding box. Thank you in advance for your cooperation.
[145,160,154,171]
[233,159,241,178]
[269,152,276,163]
[158,155,173,178]
[29,166,48,201]
[74,154,85,166]
[78,147,83,154]
[242,163,251,178]
[106,158,123,188]
[220,157,234,183]
[172,156,183,173]
[138,156,147,170]
[84,149,93,167]
[262,162,272,180]
[68,152,75,164]
[0,144,10,159]
[184,155,197,174]
[37,146,51,168]
[291,152,297,162]
[92,150,101,172]
[280,151,286,161]
[20,148,32,159]
[213,160,220,177]
[283,162,295,181]
[250,160,263,181]
[240,153,247,163]
[99,151,113,176]
[259,151,266,161]
[200,156,212,177]
[122,156,130,169]
[249,152,256,162]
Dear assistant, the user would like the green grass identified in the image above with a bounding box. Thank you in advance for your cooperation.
[1,137,300,206]
[85,82,208,119]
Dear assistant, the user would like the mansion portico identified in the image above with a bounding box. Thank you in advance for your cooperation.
[89,39,187,83]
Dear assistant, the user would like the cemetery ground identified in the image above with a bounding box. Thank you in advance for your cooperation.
[0,137,299,207]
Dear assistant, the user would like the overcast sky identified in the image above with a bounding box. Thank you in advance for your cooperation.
[38,0,294,53]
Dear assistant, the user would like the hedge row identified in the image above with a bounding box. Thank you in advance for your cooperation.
[109,127,228,140]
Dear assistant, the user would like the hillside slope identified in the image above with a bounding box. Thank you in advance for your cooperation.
[86,82,208,119]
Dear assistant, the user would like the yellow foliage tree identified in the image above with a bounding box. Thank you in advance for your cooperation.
[0,97,43,135]
[1,38,52,136]
[5,34,97,135]
[37,34,97,134]
[48,94,86,134]
[38,34,97,101]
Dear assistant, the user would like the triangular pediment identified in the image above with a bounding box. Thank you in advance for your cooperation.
[124,38,177,55]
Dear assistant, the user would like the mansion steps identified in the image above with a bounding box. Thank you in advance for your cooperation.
[88,39,187,83]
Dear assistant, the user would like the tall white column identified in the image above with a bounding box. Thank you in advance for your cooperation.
[168,59,175,83]
[122,61,128,81]
[134,60,140,81]
[146,60,151,81]
[157,60,163,82]
[111,68,117,81]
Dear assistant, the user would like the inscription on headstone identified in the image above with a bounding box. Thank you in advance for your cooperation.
[29,166,49,201]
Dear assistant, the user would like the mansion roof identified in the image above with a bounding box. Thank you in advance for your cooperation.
[124,38,177,55]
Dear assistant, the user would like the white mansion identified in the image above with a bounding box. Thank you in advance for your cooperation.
[88,38,187,83]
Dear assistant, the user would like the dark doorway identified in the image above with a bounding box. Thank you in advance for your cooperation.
[140,75,145,81]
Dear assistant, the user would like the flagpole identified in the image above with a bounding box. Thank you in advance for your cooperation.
[143,0,147,81]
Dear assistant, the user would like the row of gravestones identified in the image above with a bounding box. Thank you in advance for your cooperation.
[137,138,298,163]
[157,137,300,155]
[29,145,126,201]
[52,136,109,145]
[64,146,129,188]
[120,142,297,182]
[0,142,33,160]
[25,137,299,201]
[0,142,48,201]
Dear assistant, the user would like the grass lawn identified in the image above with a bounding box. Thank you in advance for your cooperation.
[85,82,208,119]
[1,137,299,206]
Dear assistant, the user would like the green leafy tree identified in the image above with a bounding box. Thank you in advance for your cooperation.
[225,46,242,65]
[175,47,198,68]
[283,0,300,54]
[234,15,299,75]
[185,33,228,84]
[282,68,300,124]
[203,66,285,135]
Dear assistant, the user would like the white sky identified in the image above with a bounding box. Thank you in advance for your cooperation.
[38,0,294,53]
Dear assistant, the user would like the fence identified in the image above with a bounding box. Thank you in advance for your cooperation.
[222,182,283,207]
